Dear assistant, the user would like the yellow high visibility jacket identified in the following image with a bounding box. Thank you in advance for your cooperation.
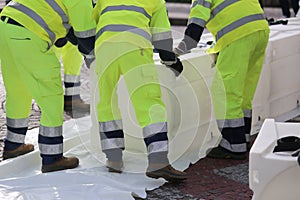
[1,0,96,46]
[93,0,172,49]
[188,0,269,53]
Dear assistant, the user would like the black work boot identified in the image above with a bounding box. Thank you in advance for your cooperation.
[146,164,188,182]
[3,144,34,160]
[41,156,79,173]
[207,146,246,160]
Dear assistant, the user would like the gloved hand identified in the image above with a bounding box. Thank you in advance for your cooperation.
[162,57,183,77]
[54,37,68,48]
[174,41,190,56]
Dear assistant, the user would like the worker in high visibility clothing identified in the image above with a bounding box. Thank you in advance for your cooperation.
[93,0,187,182]
[175,0,270,159]
[0,0,95,172]
[53,42,90,118]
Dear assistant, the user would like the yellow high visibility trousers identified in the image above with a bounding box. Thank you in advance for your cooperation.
[95,42,167,128]
[0,21,63,127]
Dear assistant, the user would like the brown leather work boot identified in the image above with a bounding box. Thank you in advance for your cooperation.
[64,98,90,118]
[64,98,90,112]
[3,144,34,160]
[146,164,187,182]
[106,160,124,173]
[41,156,79,173]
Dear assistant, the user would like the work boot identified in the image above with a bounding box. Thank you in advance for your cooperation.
[206,146,246,160]
[64,98,90,117]
[3,144,34,160]
[106,160,124,173]
[41,156,79,173]
[146,164,188,182]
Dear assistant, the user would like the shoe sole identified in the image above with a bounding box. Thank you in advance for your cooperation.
[3,148,34,160]
[146,172,187,182]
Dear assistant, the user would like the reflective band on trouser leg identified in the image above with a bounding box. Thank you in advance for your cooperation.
[243,110,252,143]
[38,125,63,165]
[64,74,81,100]
[4,117,29,150]
[219,126,247,153]
[143,122,169,164]
[99,120,124,161]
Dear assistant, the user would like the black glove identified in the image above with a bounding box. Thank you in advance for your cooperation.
[162,57,183,77]
[66,27,78,45]
[54,37,68,48]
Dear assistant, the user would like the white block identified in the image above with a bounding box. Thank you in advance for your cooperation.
[249,119,300,200]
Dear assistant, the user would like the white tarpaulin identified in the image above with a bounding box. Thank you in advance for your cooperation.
[0,40,221,199]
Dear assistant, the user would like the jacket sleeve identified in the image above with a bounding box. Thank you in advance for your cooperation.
[150,0,176,62]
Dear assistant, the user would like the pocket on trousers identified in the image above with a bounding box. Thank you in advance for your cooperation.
[34,70,63,97]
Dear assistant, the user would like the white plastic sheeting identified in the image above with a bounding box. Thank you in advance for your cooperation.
[0,38,221,199]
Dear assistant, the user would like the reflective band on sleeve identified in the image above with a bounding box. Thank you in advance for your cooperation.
[6,130,26,143]
[243,109,252,118]
[101,138,125,150]
[216,14,265,41]
[217,118,244,128]
[143,122,167,138]
[39,125,62,137]
[64,74,80,83]
[219,138,247,153]
[39,143,63,155]
[188,17,207,27]
[96,24,151,41]
[191,0,211,9]
[65,86,81,96]
[45,0,70,31]
[99,120,123,132]
[6,117,29,128]
[8,2,56,45]
[101,5,151,19]
[147,140,168,154]
[74,28,96,38]
[210,0,239,19]
[152,31,172,42]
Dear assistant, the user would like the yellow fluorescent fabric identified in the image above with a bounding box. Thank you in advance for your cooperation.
[0,22,63,126]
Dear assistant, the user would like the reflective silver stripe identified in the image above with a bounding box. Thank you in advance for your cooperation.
[245,133,250,143]
[6,117,29,128]
[101,138,124,150]
[219,137,247,153]
[99,120,123,132]
[191,0,211,9]
[216,14,265,41]
[243,109,252,118]
[96,24,151,41]
[210,0,239,19]
[39,125,62,137]
[64,74,80,83]
[217,118,244,128]
[6,130,26,143]
[147,141,168,154]
[74,28,96,38]
[143,122,167,138]
[188,17,206,27]
[101,5,151,19]
[152,31,172,42]
[65,86,80,96]
[39,143,63,155]
[8,2,56,45]
[45,0,70,31]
